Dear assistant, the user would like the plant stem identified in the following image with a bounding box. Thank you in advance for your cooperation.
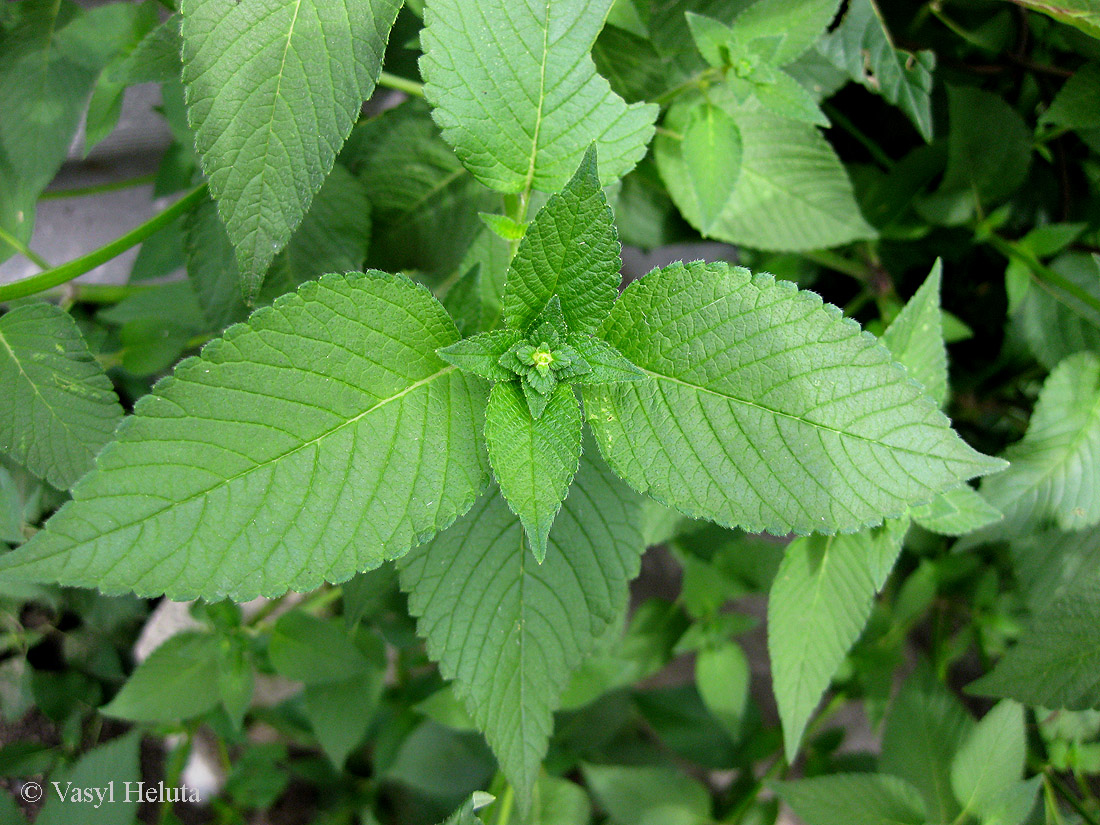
[0,184,208,303]
[822,103,894,170]
[983,231,1100,325]
[0,225,51,270]
[801,248,869,281]
[40,173,157,200]
[1045,770,1100,825]
[377,71,425,98]
[494,784,514,825]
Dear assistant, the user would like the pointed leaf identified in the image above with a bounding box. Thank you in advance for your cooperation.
[774,774,926,825]
[438,330,524,382]
[0,304,124,490]
[882,260,948,406]
[585,261,1004,536]
[398,451,644,802]
[35,732,141,825]
[729,0,842,66]
[680,102,743,233]
[485,382,582,561]
[102,632,222,723]
[420,0,657,192]
[503,148,622,334]
[656,107,874,251]
[0,274,489,601]
[583,764,711,825]
[911,484,1002,536]
[950,701,1026,819]
[181,0,401,293]
[820,0,935,141]
[564,334,646,384]
[769,519,907,757]
[752,70,830,126]
[964,352,1100,546]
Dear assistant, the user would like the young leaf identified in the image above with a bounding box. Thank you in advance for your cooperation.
[216,635,253,730]
[0,273,489,601]
[101,632,222,723]
[950,700,1026,820]
[963,351,1100,546]
[484,382,582,562]
[438,330,524,382]
[728,0,842,67]
[969,570,1100,710]
[656,106,874,250]
[769,519,907,757]
[1041,63,1100,132]
[34,731,141,825]
[680,103,742,233]
[420,0,657,193]
[563,334,645,385]
[268,612,372,684]
[820,0,935,141]
[503,147,622,334]
[398,450,644,803]
[181,0,401,294]
[881,261,948,406]
[584,261,1004,537]
[583,764,711,825]
[439,793,495,825]
[751,70,830,126]
[774,774,926,825]
[303,637,384,767]
[910,484,1002,536]
[0,304,124,490]
[695,641,750,739]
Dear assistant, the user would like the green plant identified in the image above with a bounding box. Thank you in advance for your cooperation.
[2,0,1100,824]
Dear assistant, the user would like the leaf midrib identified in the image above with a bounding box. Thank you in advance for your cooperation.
[641,367,956,459]
[21,364,458,552]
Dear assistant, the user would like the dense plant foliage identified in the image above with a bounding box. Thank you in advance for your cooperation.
[1,0,1100,823]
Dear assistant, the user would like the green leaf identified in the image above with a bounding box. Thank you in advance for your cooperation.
[1006,0,1100,39]
[695,641,750,739]
[442,265,484,337]
[910,484,1003,536]
[108,14,183,86]
[679,103,742,233]
[398,450,644,802]
[774,774,926,825]
[503,148,621,334]
[0,303,124,490]
[880,664,974,824]
[181,0,401,294]
[881,260,948,407]
[216,634,253,730]
[344,99,498,277]
[751,69,830,126]
[0,273,489,601]
[485,381,582,562]
[519,776,591,825]
[585,260,1004,536]
[820,0,935,141]
[420,0,657,193]
[438,330,524,383]
[963,352,1100,546]
[656,106,874,250]
[768,519,907,757]
[564,334,646,385]
[1041,63,1100,131]
[1013,252,1100,370]
[35,731,141,825]
[439,793,495,825]
[969,570,1100,710]
[583,764,711,825]
[950,700,1026,820]
[102,632,221,723]
[303,665,384,766]
[268,612,372,684]
[728,0,842,66]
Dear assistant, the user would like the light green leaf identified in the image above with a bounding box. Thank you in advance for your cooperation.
[268,612,371,684]
[439,793,495,825]
[768,519,907,757]
[1013,252,1100,370]
[695,641,750,739]
[344,99,498,277]
[518,776,591,825]
[583,764,711,825]
[1005,0,1100,39]
[880,664,974,823]
[216,634,253,730]
[564,334,646,385]
[181,0,401,294]
[680,102,742,233]
[0,304,124,490]
[108,13,183,86]
[0,273,489,602]
[981,777,1042,825]
[656,106,874,250]
[442,265,484,337]
[102,632,221,723]
[36,731,141,825]
[969,570,1100,710]
[438,330,524,383]
[585,261,1004,536]
[503,148,621,334]
[420,0,657,193]
[964,352,1100,546]
[751,69,830,126]
[729,0,842,66]
[820,0,935,141]
[1041,63,1100,131]
[485,381,582,562]
[950,701,1027,819]
[398,450,644,802]
[881,260,948,406]
[774,774,926,825]
[911,484,1003,536]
